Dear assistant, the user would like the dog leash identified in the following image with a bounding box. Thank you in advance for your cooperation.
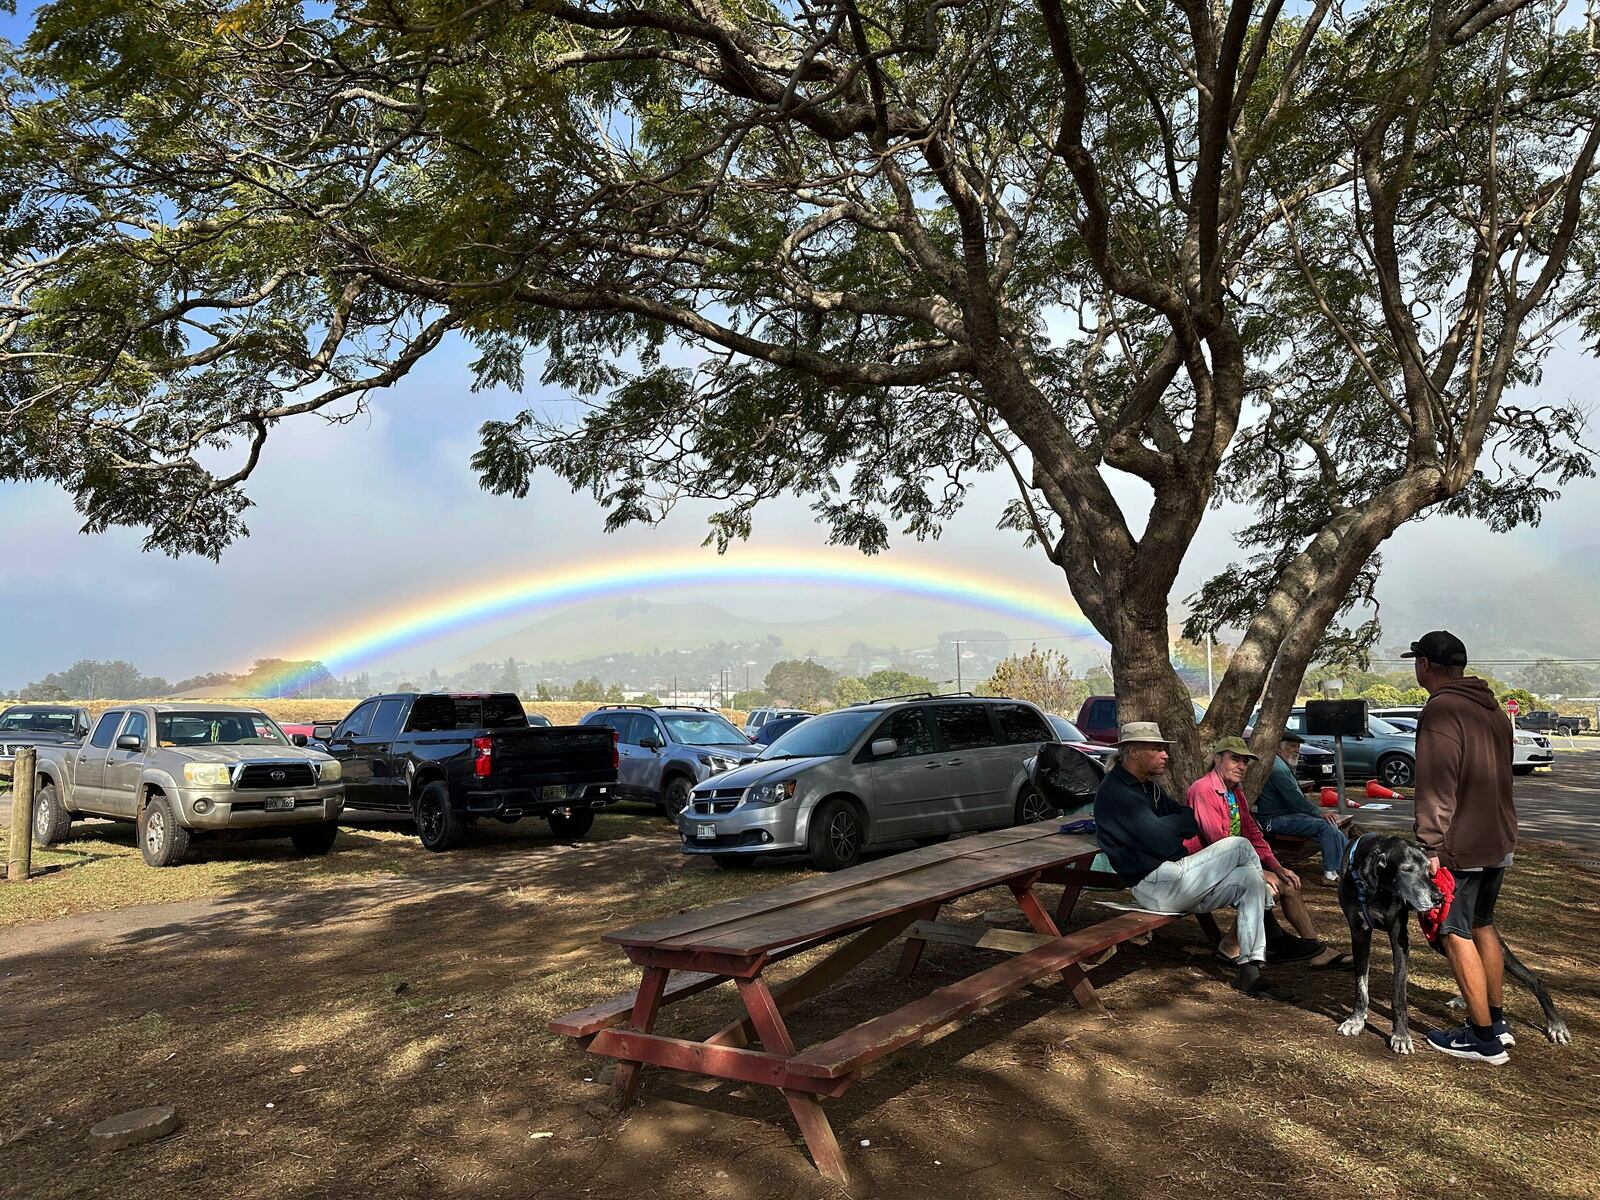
[1345,833,1377,931]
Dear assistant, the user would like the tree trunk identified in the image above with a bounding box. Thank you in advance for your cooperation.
[1106,611,1209,789]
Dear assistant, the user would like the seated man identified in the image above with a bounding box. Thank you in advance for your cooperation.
[1093,721,1294,1002]
[1254,732,1349,885]
[1184,738,1351,971]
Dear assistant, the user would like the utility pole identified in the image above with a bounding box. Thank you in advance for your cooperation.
[953,641,966,693]
[1206,632,1214,700]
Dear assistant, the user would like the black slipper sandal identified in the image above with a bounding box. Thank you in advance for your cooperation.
[1268,937,1324,964]
[1310,952,1356,970]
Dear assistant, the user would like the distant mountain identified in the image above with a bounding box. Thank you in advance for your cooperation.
[450,590,1090,673]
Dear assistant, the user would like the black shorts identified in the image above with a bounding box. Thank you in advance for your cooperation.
[1439,868,1505,939]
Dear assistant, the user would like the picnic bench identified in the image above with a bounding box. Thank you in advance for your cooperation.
[550,821,1221,1185]
[1264,811,1356,860]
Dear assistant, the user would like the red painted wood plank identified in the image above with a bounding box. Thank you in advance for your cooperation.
[589,1030,855,1097]
[604,824,1066,949]
[549,969,726,1038]
[787,910,1178,1079]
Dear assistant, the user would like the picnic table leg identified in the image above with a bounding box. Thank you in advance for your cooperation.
[896,902,941,978]
[1011,878,1107,1015]
[1054,875,1085,927]
[736,977,850,1186]
[610,966,669,1110]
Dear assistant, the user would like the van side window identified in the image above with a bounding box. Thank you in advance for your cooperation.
[994,703,1052,744]
[874,710,934,758]
[933,704,1000,751]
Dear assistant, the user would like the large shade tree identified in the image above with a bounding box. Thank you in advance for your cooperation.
[2,0,1597,780]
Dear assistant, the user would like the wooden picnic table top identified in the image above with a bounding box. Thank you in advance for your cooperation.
[604,822,1099,958]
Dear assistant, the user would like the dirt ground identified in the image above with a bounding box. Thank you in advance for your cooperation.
[2,811,1599,1200]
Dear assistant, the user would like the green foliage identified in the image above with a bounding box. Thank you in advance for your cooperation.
[729,689,772,710]
[834,676,871,706]
[985,647,1086,716]
[860,669,936,699]
[569,677,605,703]
[636,692,662,706]
[764,660,838,709]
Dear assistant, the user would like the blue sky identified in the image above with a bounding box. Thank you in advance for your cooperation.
[2,3,1596,688]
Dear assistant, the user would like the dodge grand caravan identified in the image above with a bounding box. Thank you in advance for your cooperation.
[678,695,1060,871]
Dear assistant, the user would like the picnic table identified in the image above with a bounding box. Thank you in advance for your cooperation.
[551,821,1221,1184]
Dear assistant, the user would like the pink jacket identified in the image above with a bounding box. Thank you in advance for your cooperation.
[1183,769,1282,874]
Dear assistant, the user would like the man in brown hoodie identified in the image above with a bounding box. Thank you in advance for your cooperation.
[1406,630,1518,1065]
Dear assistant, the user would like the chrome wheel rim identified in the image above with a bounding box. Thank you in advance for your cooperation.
[828,811,859,861]
[1021,790,1053,823]
[34,796,50,840]
[145,808,165,855]
[1383,759,1412,787]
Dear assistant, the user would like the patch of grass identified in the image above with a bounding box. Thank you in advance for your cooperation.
[0,808,650,927]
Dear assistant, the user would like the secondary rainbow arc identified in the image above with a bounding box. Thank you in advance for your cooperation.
[258,549,1106,692]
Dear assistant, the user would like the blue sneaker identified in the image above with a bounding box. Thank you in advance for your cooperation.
[1490,1016,1515,1046]
[1425,1025,1509,1065]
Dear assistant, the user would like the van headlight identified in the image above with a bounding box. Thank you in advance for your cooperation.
[317,759,342,783]
[747,779,797,805]
[183,763,232,787]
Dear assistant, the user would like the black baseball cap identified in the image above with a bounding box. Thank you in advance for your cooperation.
[1279,731,1305,745]
[1402,630,1468,667]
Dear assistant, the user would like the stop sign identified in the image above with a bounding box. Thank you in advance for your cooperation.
[1507,699,1520,716]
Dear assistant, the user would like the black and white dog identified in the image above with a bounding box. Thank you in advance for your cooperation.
[1335,834,1571,1053]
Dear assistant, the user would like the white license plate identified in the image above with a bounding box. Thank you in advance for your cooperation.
[696,824,716,840]
[263,796,295,812]
[543,784,568,800]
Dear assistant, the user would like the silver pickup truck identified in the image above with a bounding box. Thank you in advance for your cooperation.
[31,704,345,867]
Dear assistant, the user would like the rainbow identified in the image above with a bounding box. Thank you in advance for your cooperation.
[257,548,1106,693]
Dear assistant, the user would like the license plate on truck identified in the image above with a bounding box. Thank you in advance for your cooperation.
[263,797,295,812]
[696,824,715,840]
[543,784,568,800]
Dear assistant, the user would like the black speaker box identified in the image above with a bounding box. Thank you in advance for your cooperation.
[1305,699,1368,737]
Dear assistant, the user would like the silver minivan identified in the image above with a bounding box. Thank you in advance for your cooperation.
[679,696,1059,871]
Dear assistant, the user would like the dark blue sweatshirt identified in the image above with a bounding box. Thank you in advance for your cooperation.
[1092,762,1201,886]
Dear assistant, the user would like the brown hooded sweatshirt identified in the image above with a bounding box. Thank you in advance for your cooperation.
[1413,675,1517,870]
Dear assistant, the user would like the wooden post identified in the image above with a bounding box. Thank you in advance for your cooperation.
[7,747,36,883]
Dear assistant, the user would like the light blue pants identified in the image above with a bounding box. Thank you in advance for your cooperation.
[1131,836,1273,964]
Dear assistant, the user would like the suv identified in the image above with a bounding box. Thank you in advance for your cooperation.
[579,705,761,816]
[1268,707,1417,789]
[678,695,1058,871]
[743,707,815,738]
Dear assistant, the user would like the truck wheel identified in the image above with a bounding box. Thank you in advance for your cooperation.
[546,809,595,839]
[414,782,465,852]
[662,776,693,819]
[33,780,73,846]
[807,798,864,872]
[290,822,339,855]
[138,793,190,868]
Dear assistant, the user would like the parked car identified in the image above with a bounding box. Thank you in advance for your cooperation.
[580,705,761,815]
[0,703,92,770]
[1512,729,1555,775]
[30,705,345,867]
[752,713,811,746]
[1266,708,1417,789]
[678,695,1059,871]
[314,692,617,849]
[743,707,815,738]
[1516,710,1589,737]
[1044,714,1118,766]
[1074,695,1208,746]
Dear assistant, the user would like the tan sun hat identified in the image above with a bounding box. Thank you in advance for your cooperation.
[1116,721,1170,746]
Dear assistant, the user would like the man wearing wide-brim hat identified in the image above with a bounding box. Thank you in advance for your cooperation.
[1093,722,1294,1002]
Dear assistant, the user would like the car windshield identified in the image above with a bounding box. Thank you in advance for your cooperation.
[1369,715,1406,736]
[156,712,289,746]
[1047,714,1088,742]
[760,709,879,759]
[661,713,748,745]
[0,708,77,733]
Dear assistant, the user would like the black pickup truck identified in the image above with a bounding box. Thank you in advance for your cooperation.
[313,692,618,850]
[1516,710,1592,737]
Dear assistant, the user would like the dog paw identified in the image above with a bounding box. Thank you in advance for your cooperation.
[1547,1019,1573,1046]
[1337,1016,1366,1037]
[1389,1032,1414,1055]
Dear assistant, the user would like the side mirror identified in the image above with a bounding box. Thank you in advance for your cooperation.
[115,733,143,751]
[870,738,898,758]
[312,724,336,741]
[291,733,309,747]
[640,736,663,752]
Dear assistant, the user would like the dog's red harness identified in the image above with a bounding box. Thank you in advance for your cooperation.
[1418,865,1456,946]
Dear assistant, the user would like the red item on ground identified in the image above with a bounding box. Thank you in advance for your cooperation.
[1365,779,1402,800]
[1418,865,1457,946]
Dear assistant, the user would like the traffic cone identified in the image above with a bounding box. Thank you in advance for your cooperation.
[1319,787,1339,807]
[1366,779,1402,800]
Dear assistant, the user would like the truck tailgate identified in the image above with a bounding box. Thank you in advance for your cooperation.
[487,726,617,787]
